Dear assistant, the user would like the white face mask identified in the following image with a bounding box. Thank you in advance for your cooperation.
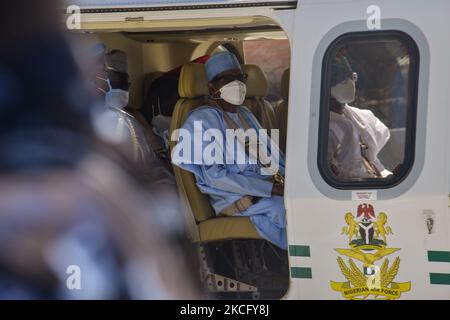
[104,79,129,109]
[331,78,356,104]
[217,80,247,106]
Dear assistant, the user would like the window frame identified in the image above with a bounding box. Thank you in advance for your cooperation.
[317,30,420,190]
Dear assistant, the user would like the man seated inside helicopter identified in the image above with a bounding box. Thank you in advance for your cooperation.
[327,53,393,180]
[172,52,287,250]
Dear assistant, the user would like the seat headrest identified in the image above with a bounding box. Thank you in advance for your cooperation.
[241,64,268,98]
[281,68,290,101]
[178,63,209,98]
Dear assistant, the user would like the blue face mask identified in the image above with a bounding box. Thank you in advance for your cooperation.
[104,79,129,109]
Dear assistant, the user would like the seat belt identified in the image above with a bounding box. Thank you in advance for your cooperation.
[359,136,382,178]
[220,195,255,216]
[219,105,284,185]
[113,110,140,163]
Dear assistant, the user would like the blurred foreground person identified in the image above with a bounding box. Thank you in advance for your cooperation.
[0,0,200,299]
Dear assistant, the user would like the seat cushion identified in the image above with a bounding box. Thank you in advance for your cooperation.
[242,64,268,97]
[198,216,261,242]
[244,98,278,131]
[274,101,288,153]
[241,64,278,132]
[178,63,209,98]
[170,98,216,222]
[280,68,290,101]
[275,68,290,153]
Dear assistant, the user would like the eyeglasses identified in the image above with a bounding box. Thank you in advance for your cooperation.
[214,73,248,85]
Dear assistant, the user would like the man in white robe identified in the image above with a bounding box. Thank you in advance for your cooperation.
[328,55,392,180]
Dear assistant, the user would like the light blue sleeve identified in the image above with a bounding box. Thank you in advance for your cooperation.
[200,164,273,198]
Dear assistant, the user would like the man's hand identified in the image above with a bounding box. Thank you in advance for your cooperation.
[271,183,284,196]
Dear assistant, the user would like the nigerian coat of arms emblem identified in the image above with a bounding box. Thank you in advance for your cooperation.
[330,203,411,300]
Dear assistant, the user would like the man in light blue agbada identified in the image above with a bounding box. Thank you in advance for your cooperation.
[172,52,287,249]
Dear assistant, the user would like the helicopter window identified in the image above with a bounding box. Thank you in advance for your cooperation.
[318,31,419,189]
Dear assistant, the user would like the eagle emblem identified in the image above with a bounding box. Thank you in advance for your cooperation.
[330,204,411,300]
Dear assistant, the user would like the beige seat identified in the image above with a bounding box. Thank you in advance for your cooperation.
[274,68,290,153]
[241,64,278,131]
[169,63,261,242]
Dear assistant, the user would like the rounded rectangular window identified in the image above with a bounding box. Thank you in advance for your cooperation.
[318,31,419,189]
